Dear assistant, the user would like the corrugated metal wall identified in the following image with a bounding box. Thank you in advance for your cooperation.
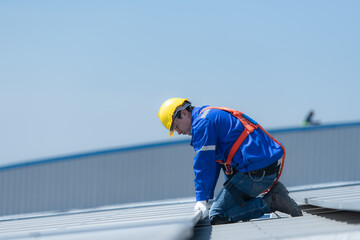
[0,122,359,217]
[0,143,197,217]
[273,123,360,187]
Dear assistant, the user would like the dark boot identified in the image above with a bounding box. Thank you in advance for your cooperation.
[210,215,232,225]
[263,181,303,217]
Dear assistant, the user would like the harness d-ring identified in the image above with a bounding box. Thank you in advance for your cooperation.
[248,170,265,182]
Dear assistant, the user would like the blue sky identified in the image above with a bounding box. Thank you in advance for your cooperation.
[1,1,359,166]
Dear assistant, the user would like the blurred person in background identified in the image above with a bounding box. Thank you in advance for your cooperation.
[303,110,320,126]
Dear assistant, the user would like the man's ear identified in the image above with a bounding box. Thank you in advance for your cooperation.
[181,109,190,118]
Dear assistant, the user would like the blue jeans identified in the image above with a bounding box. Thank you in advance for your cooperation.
[209,171,275,222]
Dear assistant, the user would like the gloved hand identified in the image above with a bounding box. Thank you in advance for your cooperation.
[194,201,209,219]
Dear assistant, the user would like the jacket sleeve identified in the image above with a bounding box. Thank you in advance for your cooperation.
[192,119,221,201]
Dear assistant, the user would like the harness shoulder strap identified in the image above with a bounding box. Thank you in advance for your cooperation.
[199,106,286,193]
[200,107,257,174]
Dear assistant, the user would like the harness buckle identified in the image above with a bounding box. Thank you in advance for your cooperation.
[224,164,233,175]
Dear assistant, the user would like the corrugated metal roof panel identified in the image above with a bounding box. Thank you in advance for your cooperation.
[193,183,360,240]
[0,199,200,240]
[290,182,360,212]
[2,183,360,239]
[193,209,360,240]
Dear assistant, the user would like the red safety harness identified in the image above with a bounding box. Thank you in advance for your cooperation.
[200,107,286,192]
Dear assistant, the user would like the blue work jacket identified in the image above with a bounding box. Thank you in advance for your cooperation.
[190,106,284,201]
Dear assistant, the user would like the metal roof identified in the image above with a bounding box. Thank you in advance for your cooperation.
[1,183,360,240]
[0,199,200,240]
[193,182,360,240]
[194,209,360,240]
[290,182,360,212]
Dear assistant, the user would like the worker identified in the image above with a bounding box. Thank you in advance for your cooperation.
[158,98,303,225]
[303,110,320,126]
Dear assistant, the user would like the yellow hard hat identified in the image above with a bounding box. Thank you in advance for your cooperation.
[158,98,188,137]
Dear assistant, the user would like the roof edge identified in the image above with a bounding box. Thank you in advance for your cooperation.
[2,120,360,171]
[0,139,191,171]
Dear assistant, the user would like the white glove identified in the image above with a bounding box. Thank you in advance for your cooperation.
[194,201,209,219]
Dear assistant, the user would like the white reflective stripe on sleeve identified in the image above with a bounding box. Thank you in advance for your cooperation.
[200,109,210,119]
[197,145,216,152]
